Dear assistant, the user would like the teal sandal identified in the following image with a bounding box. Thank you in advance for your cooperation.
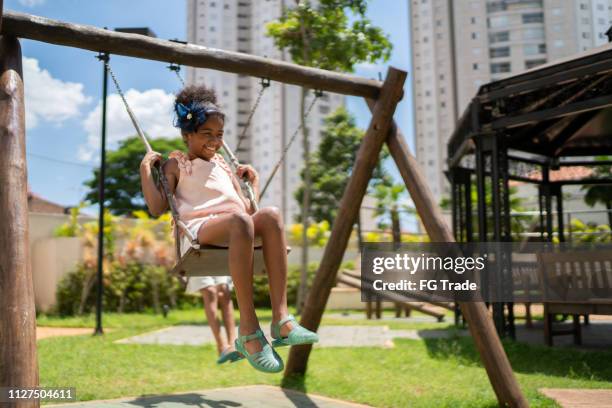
[216,347,243,365]
[234,328,283,373]
[271,314,319,347]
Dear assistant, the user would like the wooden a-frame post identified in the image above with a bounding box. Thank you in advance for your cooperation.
[284,66,406,371]
[0,34,40,408]
[285,68,528,407]
[375,106,527,407]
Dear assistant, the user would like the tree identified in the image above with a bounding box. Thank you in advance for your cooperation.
[83,137,185,215]
[372,175,414,244]
[581,157,612,230]
[294,107,388,225]
[267,0,392,311]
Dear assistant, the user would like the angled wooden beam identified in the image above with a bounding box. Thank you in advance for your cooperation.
[284,67,406,376]
[369,99,527,407]
[0,35,39,407]
[0,10,382,99]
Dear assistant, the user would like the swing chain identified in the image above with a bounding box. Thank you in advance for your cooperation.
[235,77,270,152]
[101,56,198,257]
[259,89,323,199]
[167,63,186,87]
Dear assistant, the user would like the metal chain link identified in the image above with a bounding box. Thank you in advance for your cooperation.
[168,63,186,87]
[235,78,270,152]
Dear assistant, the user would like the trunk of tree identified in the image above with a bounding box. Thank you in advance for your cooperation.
[607,201,612,231]
[152,273,161,314]
[78,268,97,315]
[391,207,401,245]
[298,86,310,313]
[297,0,312,314]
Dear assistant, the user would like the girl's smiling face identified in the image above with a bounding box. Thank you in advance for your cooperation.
[185,115,225,160]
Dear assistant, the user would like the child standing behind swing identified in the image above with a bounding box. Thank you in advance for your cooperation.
[140,85,318,373]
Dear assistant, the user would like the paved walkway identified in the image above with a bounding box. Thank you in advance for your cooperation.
[48,385,374,408]
[37,327,112,340]
[540,388,612,408]
[115,325,466,348]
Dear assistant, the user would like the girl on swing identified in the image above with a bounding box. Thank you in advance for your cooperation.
[140,85,318,373]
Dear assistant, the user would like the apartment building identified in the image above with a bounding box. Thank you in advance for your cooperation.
[410,0,612,201]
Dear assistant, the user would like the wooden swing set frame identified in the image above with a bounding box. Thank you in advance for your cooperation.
[0,8,527,407]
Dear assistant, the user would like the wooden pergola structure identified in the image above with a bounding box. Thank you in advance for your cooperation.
[0,8,527,407]
[447,41,612,338]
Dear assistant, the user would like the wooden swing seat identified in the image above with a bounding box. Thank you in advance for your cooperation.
[171,245,291,277]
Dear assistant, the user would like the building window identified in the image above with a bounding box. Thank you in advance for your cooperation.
[554,39,565,47]
[487,1,507,12]
[552,8,562,15]
[471,32,478,39]
[490,46,510,58]
[580,3,587,10]
[582,32,590,39]
[525,59,546,69]
[490,62,511,73]
[489,31,510,43]
[522,13,543,24]
[473,63,479,70]
[488,15,509,28]
[597,3,605,10]
[523,27,545,40]
[524,43,546,55]
[471,17,476,24]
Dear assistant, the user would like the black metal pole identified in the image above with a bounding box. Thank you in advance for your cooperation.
[94,51,109,336]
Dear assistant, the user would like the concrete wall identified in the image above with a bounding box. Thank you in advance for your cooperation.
[28,212,94,313]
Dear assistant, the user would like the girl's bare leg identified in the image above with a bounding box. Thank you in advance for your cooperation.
[217,283,237,348]
[200,286,227,354]
[252,207,294,336]
[196,213,260,354]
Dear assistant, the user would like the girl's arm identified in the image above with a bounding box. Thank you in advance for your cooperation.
[139,152,179,217]
[230,170,259,215]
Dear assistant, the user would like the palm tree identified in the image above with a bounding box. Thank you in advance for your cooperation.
[373,176,414,244]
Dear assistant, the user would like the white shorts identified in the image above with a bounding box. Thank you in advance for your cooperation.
[179,215,234,294]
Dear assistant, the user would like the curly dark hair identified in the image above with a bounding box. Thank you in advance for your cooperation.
[174,85,225,140]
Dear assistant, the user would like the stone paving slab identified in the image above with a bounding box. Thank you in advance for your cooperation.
[115,325,466,348]
[540,388,612,408]
[47,385,374,408]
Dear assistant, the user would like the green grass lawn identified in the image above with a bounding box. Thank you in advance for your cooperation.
[36,308,612,407]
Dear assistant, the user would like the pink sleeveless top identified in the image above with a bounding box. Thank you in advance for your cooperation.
[174,154,247,221]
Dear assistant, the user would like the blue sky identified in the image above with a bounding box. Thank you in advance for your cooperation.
[8,0,414,214]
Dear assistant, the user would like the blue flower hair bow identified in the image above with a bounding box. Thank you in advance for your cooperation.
[174,101,221,132]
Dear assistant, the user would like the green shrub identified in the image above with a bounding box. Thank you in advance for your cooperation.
[55,261,198,316]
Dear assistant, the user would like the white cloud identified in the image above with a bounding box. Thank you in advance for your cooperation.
[78,89,177,161]
[18,0,45,7]
[23,57,90,129]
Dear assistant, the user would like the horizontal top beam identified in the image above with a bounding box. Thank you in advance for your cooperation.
[1,10,384,99]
